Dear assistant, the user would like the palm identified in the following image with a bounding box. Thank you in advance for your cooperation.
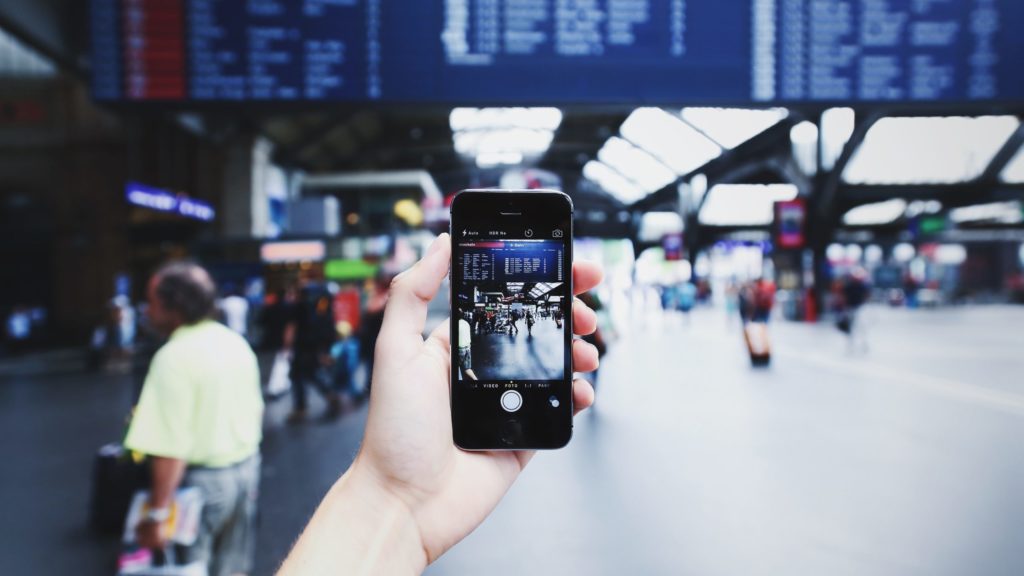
[359,234,602,563]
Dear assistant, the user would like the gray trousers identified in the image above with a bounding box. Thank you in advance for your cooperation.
[184,454,261,576]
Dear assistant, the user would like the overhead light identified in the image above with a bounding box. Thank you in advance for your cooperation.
[905,200,943,217]
[934,245,968,265]
[450,107,562,132]
[638,211,684,242]
[680,107,788,149]
[454,128,553,157]
[476,151,524,168]
[451,107,561,166]
[791,120,819,176]
[843,199,908,226]
[583,160,645,204]
[949,201,1023,225]
[620,108,721,175]
[597,137,677,193]
[893,243,916,263]
[844,116,1020,185]
[698,184,799,226]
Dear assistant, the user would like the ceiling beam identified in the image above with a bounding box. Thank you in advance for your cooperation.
[978,119,1024,183]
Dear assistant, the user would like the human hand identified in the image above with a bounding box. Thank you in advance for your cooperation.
[134,519,166,550]
[355,232,602,565]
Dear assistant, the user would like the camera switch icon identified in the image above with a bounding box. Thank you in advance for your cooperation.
[551,229,563,238]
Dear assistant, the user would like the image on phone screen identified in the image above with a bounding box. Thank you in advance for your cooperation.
[454,238,567,382]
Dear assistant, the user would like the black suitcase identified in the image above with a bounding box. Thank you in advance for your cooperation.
[90,443,149,535]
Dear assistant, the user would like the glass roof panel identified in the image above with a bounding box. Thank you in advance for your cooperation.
[619,108,722,175]
[680,107,789,149]
[843,116,1020,185]
[597,136,678,193]
[698,184,799,226]
[583,160,646,204]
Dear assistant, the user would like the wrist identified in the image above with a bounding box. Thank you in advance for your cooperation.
[144,506,171,523]
[333,461,428,572]
[278,459,428,576]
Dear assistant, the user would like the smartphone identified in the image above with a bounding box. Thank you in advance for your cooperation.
[449,189,574,450]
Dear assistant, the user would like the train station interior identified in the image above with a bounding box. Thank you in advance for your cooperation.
[0,1,1022,575]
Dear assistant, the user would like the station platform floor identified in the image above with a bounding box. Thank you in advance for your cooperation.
[470,316,565,380]
[1,304,1023,575]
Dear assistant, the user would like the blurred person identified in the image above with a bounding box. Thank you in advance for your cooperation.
[256,288,293,351]
[751,277,776,323]
[359,276,389,395]
[724,280,741,325]
[696,278,713,304]
[838,268,871,353]
[456,307,478,381]
[508,308,520,335]
[276,234,603,575]
[285,284,341,422]
[86,304,122,370]
[113,295,137,349]
[739,279,774,366]
[903,273,920,309]
[525,308,536,335]
[124,262,263,576]
[219,285,250,338]
[330,321,362,404]
[678,281,697,316]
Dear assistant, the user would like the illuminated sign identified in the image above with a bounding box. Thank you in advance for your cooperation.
[125,182,215,221]
[260,241,326,263]
[774,199,806,250]
[325,259,379,281]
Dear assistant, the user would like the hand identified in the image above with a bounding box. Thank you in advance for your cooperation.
[135,519,166,550]
[356,233,603,565]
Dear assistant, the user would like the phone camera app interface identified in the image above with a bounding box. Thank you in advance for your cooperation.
[455,239,567,383]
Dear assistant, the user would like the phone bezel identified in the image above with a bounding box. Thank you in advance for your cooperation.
[449,189,575,451]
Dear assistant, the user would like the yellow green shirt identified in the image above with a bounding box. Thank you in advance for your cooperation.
[125,320,263,468]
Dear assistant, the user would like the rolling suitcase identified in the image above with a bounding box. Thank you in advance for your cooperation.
[744,322,771,367]
[90,443,149,534]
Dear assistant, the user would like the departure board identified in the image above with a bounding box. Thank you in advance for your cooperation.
[90,0,1024,104]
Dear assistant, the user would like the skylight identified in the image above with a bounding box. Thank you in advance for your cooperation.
[842,199,908,226]
[843,116,1020,185]
[638,211,684,242]
[949,201,1023,225]
[1002,144,1024,184]
[597,137,678,193]
[582,160,646,204]
[0,28,56,76]
[449,107,563,132]
[680,107,789,149]
[698,184,799,226]
[450,108,562,167]
[619,108,722,175]
[528,282,561,299]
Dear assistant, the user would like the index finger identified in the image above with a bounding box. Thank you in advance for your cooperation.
[573,260,603,296]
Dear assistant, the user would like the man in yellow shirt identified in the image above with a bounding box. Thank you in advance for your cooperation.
[125,262,263,576]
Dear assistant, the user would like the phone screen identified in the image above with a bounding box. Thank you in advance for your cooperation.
[450,191,573,450]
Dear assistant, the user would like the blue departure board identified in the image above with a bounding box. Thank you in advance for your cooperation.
[90,0,1024,104]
